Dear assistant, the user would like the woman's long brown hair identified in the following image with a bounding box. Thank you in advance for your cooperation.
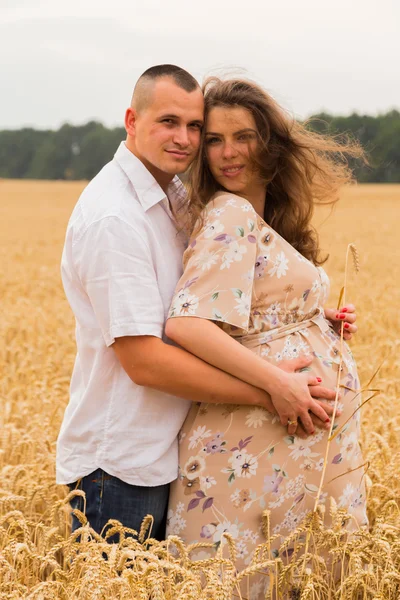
[184,77,365,265]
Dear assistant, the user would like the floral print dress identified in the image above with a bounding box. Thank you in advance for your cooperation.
[166,192,367,594]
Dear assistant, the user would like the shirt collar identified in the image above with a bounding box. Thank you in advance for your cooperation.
[114,141,186,212]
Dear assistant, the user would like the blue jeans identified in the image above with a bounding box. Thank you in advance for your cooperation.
[68,468,170,542]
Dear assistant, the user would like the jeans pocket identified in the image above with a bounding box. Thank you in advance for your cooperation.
[90,469,114,533]
[68,481,83,512]
[69,469,105,533]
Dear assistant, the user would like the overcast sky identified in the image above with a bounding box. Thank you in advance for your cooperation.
[1,0,399,130]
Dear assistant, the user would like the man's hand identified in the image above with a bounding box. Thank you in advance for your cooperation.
[324,304,357,341]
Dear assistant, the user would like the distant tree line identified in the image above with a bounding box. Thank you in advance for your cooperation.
[307,110,400,183]
[0,111,399,182]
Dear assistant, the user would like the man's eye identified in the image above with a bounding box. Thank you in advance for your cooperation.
[162,119,175,124]
[189,123,202,130]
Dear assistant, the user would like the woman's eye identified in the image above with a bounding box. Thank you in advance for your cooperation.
[205,137,220,145]
[238,133,254,141]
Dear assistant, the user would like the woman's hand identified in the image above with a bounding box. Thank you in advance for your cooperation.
[324,304,357,341]
[277,355,340,438]
[266,370,333,436]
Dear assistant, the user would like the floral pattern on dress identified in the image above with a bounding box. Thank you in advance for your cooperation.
[166,192,367,598]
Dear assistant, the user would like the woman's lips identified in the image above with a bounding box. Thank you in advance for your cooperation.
[221,165,244,178]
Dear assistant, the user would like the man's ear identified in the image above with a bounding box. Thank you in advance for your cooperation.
[125,107,137,137]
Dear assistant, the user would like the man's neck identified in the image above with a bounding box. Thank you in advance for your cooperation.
[124,139,174,194]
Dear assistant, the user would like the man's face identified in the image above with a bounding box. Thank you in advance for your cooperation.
[130,78,204,182]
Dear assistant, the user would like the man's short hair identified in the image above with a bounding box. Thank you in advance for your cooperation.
[131,65,200,112]
[138,64,199,93]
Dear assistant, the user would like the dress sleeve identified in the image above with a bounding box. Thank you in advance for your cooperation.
[168,194,257,333]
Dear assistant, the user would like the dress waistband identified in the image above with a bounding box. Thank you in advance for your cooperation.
[238,310,332,349]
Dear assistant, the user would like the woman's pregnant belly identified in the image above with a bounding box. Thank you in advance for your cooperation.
[170,322,367,556]
[254,322,360,403]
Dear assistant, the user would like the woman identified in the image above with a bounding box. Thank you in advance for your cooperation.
[165,78,367,593]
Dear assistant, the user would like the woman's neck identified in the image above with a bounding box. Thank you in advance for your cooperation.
[241,184,267,218]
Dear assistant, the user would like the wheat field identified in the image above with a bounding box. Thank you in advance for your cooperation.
[0,180,399,599]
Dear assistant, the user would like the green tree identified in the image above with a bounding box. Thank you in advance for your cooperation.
[0,113,399,182]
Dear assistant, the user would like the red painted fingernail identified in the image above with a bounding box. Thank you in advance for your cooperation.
[325,418,330,423]
[311,430,315,435]
[341,308,348,312]
[336,314,339,319]
[344,323,350,329]
[317,377,322,382]
[340,314,345,319]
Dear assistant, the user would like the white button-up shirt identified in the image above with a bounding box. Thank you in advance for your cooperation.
[56,142,191,486]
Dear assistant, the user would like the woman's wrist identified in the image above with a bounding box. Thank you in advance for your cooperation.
[260,363,289,395]
[245,386,275,413]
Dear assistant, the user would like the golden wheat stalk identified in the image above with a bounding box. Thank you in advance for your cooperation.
[299,243,363,581]
[314,243,361,509]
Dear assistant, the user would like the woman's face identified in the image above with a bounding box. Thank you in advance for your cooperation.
[205,106,262,196]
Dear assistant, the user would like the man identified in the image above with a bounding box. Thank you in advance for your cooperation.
[57,64,344,542]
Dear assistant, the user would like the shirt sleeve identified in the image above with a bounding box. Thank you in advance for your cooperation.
[168,194,257,334]
[74,216,165,346]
